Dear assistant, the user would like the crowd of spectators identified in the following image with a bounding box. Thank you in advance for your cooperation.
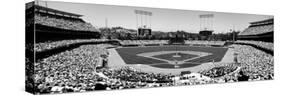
[201,44,273,83]
[34,44,109,94]
[236,40,273,51]
[32,39,273,94]
[119,40,168,46]
[176,73,214,85]
[101,67,174,83]
[239,25,273,35]
[33,44,176,94]
[232,44,273,81]
[199,64,238,78]
[119,40,225,46]
[35,40,229,53]
[184,40,225,46]
[35,39,109,52]
[35,14,98,32]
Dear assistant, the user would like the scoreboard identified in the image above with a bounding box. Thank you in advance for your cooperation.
[199,30,213,36]
[138,28,152,36]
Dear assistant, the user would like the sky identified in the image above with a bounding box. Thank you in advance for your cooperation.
[37,1,273,33]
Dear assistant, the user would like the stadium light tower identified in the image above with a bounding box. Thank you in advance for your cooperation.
[135,10,153,36]
[105,18,108,28]
[232,25,236,42]
[199,14,214,40]
[199,14,214,31]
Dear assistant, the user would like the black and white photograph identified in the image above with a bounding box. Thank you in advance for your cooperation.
[25,0,274,94]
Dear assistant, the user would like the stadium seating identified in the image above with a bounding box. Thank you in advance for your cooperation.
[35,14,98,32]
[118,40,225,46]
[239,25,273,36]
[119,40,168,46]
[200,44,273,82]
[235,40,273,51]
[35,39,109,52]
[184,40,225,46]
[33,40,274,94]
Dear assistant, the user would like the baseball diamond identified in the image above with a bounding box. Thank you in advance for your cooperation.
[115,46,228,69]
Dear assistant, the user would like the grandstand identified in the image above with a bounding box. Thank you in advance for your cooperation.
[27,3,101,43]
[236,18,274,54]
[238,18,273,42]
[25,1,274,94]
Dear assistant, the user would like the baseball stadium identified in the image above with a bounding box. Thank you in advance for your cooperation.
[25,1,274,94]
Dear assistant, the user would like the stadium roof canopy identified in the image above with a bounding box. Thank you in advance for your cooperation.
[35,5,83,18]
[249,18,273,26]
